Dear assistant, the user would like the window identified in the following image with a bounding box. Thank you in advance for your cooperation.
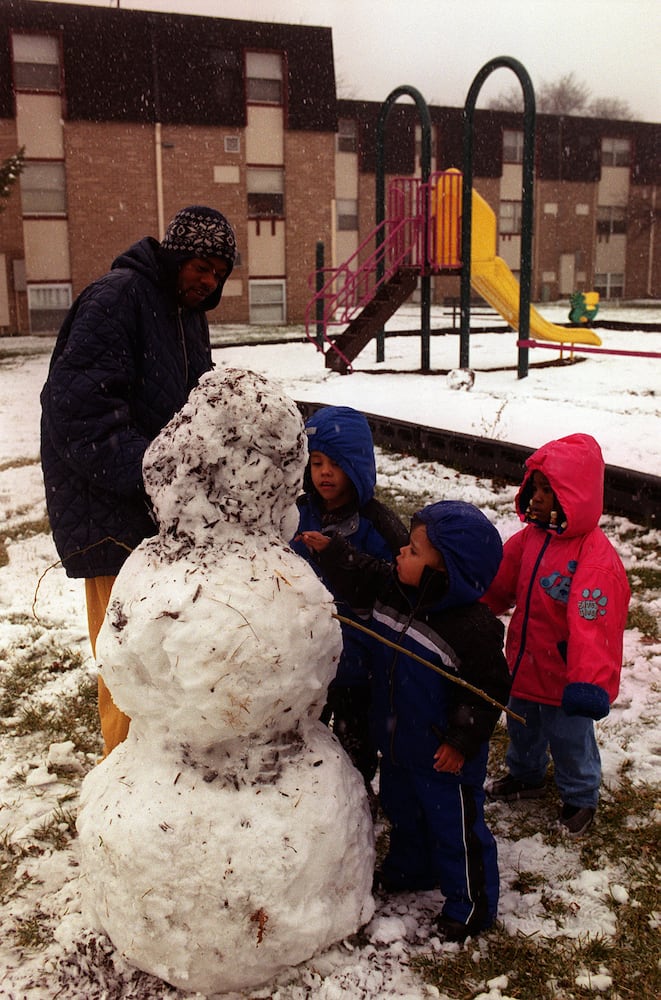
[503,129,524,164]
[12,33,60,92]
[499,200,522,235]
[249,280,286,323]
[593,272,624,299]
[28,283,71,332]
[247,167,284,218]
[336,199,358,231]
[337,118,357,154]
[224,136,240,154]
[246,51,283,105]
[601,137,631,167]
[596,205,626,237]
[20,161,66,215]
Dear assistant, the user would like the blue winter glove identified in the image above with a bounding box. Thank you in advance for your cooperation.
[561,682,610,720]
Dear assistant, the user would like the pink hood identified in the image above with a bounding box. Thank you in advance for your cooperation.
[516,433,604,538]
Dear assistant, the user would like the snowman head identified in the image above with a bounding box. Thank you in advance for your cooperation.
[143,369,307,542]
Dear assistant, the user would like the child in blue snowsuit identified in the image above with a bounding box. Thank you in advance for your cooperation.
[299,500,511,941]
[291,406,407,789]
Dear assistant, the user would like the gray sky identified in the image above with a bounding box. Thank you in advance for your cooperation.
[36,0,660,121]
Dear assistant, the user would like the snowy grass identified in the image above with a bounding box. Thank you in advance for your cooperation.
[0,328,659,998]
[413,770,661,999]
[0,453,659,999]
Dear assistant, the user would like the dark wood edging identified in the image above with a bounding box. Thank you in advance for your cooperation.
[295,401,659,528]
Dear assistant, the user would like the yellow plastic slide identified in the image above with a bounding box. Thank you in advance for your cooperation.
[469,189,601,346]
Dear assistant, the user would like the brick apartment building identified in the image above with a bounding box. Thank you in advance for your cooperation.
[0,0,659,336]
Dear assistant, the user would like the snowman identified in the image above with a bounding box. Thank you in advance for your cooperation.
[76,368,375,996]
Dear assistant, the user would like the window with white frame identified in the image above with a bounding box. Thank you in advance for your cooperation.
[249,280,286,324]
[336,198,358,231]
[27,283,71,332]
[11,33,61,92]
[20,161,67,215]
[503,129,524,164]
[337,118,357,153]
[247,166,284,218]
[246,51,283,105]
[596,205,626,237]
[601,137,631,167]
[593,272,624,299]
[499,200,522,235]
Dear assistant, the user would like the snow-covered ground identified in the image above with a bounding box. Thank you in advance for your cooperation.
[0,304,659,999]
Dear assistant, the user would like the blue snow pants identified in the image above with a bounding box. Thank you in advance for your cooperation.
[505,697,601,809]
[378,750,499,927]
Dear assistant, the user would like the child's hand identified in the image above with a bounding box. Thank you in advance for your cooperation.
[296,530,331,553]
[433,743,465,774]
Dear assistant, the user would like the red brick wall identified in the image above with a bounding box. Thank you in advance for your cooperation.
[0,120,27,333]
[283,131,335,322]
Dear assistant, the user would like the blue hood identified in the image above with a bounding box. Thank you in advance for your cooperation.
[304,406,376,507]
[414,500,503,609]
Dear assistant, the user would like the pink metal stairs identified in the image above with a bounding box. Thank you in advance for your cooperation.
[304,171,462,374]
[323,266,419,372]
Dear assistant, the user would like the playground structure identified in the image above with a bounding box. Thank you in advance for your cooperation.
[304,59,605,378]
[305,169,603,374]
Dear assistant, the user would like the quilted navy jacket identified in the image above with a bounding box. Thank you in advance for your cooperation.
[40,237,220,578]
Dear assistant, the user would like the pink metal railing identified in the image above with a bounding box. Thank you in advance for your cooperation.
[304,171,463,352]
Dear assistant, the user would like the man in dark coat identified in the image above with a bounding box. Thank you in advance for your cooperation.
[40,205,237,753]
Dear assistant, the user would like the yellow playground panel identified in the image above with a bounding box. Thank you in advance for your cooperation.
[432,173,602,347]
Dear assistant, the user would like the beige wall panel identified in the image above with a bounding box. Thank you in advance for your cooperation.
[335,230,357,267]
[598,167,630,206]
[335,153,358,199]
[0,255,9,326]
[214,165,241,184]
[248,220,285,275]
[499,235,521,270]
[500,164,523,201]
[16,94,64,157]
[23,220,70,280]
[245,106,283,164]
[595,233,627,271]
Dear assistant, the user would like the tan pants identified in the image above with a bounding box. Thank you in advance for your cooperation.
[85,575,131,756]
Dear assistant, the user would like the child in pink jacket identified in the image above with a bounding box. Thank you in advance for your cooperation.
[483,433,630,836]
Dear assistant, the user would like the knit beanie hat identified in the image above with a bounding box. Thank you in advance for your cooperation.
[161,206,237,269]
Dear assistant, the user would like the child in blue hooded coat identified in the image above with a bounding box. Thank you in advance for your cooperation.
[299,500,511,941]
[291,406,407,789]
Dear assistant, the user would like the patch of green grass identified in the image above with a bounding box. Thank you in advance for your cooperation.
[578,776,660,866]
[510,869,545,894]
[13,910,53,949]
[0,632,100,754]
[0,514,52,549]
[626,604,659,640]
[32,806,77,851]
[12,676,100,755]
[628,565,661,594]
[413,768,661,999]
[374,483,434,525]
[0,635,84,717]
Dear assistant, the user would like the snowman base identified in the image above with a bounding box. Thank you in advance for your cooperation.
[77,724,375,995]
